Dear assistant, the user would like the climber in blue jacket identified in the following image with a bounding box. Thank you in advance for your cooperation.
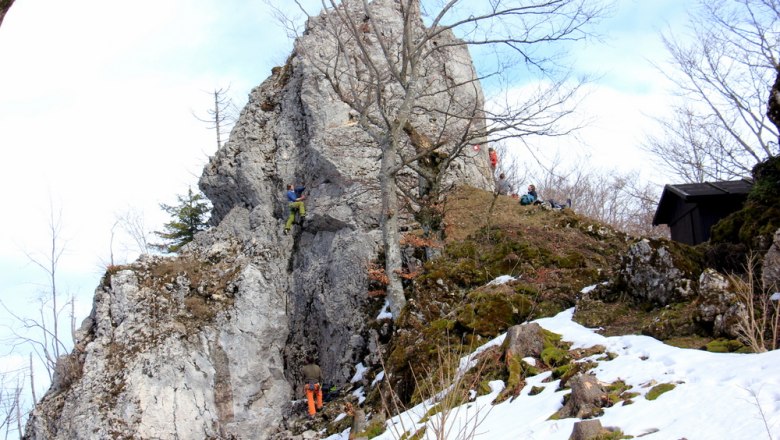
[284,184,306,234]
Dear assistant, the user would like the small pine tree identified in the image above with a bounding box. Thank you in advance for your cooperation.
[152,187,211,253]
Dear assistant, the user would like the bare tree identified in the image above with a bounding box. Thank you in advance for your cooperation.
[0,368,24,439]
[264,0,309,40]
[646,0,779,182]
[116,208,153,256]
[294,0,606,317]
[526,157,668,238]
[193,87,238,150]
[2,203,75,386]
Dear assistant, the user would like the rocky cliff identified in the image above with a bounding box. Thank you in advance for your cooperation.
[24,1,493,439]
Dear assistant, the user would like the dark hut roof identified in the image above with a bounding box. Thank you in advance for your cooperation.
[652,179,753,226]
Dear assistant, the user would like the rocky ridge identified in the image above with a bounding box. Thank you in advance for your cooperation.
[22,0,780,439]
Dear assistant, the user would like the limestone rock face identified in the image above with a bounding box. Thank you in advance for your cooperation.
[26,245,292,439]
[618,239,697,306]
[696,268,744,338]
[24,1,492,439]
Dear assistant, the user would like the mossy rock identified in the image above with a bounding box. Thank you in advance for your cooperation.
[541,346,570,368]
[556,251,587,269]
[646,383,676,400]
[530,300,567,320]
[640,302,699,340]
[455,291,533,336]
[429,319,455,332]
[705,338,746,353]
[711,156,780,250]
[529,385,545,396]
[361,421,386,439]
[604,380,633,406]
[663,335,712,350]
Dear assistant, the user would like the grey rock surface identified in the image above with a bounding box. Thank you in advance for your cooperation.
[696,268,743,338]
[503,323,545,359]
[762,228,780,290]
[619,239,696,306]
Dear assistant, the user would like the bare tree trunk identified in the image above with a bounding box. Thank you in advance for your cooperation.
[29,353,36,406]
[212,90,223,149]
[70,297,76,344]
[381,143,406,318]
[768,68,780,145]
[47,209,61,365]
[193,87,236,150]
[14,386,21,440]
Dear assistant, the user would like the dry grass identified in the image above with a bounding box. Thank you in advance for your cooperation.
[731,254,780,352]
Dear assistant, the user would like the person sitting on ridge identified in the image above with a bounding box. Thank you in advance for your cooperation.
[284,183,306,234]
[520,184,538,206]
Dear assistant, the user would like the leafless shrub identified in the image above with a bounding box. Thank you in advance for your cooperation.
[731,254,780,352]
[51,352,83,393]
[377,337,492,440]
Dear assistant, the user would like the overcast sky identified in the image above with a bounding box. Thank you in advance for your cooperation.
[0,0,693,388]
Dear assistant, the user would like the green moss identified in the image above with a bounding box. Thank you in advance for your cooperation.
[551,363,574,380]
[418,404,441,424]
[529,385,545,396]
[542,329,563,346]
[603,380,637,406]
[541,347,569,368]
[530,300,565,320]
[401,427,426,440]
[455,291,533,336]
[557,251,586,269]
[592,430,631,440]
[711,156,780,250]
[646,383,676,400]
[641,302,698,340]
[363,421,386,439]
[705,338,746,353]
[430,319,455,332]
[506,356,523,390]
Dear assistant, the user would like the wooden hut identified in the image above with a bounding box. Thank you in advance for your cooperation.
[652,179,753,245]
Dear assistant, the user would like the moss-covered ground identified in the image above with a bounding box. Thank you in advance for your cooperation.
[378,186,631,406]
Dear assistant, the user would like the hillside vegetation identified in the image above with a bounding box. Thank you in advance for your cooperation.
[313,174,779,438]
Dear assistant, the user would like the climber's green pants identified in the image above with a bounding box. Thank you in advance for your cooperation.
[285,201,306,230]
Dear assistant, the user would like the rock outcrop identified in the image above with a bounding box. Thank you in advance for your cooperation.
[762,229,780,290]
[618,239,698,306]
[24,1,493,439]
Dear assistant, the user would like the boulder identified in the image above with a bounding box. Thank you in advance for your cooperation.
[618,239,698,306]
[696,268,744,338]
[556,374,607,419]
[569,420,605,440]
[503,323,546,359]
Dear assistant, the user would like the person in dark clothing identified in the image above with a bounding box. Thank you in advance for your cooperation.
[497,173,512,195]
[302,359,323,416]
[520,184,538,205]
[527,184,538,200]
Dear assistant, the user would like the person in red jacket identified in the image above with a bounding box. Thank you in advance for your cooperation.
[488,147,498,170]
